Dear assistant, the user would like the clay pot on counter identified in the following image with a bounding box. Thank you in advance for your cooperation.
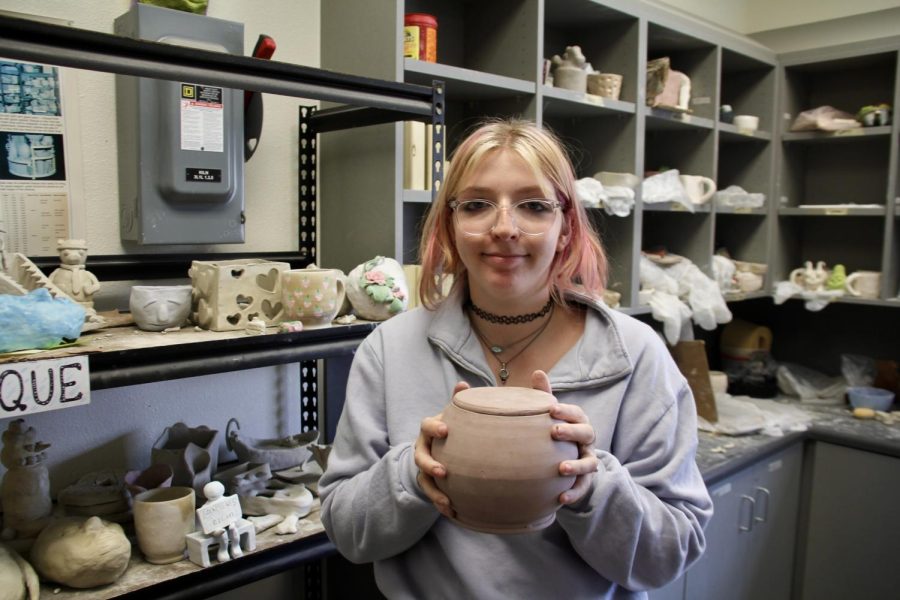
[431,387,578,534]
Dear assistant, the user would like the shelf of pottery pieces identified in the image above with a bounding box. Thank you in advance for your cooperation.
[0,320,378,391]
[36,501,329,600]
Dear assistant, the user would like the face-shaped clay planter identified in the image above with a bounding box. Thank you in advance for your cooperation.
[130,285,192,331]
[431,387,578,534]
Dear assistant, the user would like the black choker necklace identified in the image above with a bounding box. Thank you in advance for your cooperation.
[467,298,553,325]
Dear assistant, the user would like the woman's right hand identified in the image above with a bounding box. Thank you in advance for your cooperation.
[414,381,469,518]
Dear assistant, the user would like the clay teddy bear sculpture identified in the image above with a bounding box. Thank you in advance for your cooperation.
[48,239,101,311]
[1,419,52,540]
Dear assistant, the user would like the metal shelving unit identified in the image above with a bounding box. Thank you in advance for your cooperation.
[0,11,445,599]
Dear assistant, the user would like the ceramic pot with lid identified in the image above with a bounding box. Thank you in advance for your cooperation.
[431,386,578,534]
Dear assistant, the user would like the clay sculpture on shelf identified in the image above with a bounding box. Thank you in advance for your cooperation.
[30,516,131,589]
[646,56,691,112]
[151,422,219,495]
[549,45,591,93]
[48,239,100,311]
[129,284,193,331]
[431,386,578,534]
[280,264,347,329]
[225,418,317,471]
[186,481,256,568]
[345,256,409,321]
[57,470,132,522]
[0,542,39,600]
[0,419,52,540]
[189,259,289,331]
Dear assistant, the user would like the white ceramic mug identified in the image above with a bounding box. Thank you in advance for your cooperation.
[282,265,346,328]
[845,270,881,298]
[733,114,759,132]
[680,174,717,205]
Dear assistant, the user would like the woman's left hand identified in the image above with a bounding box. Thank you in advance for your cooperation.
[532,370,600,506]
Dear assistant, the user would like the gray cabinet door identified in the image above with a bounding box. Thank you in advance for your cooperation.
[745,443,803,599]
[684,444,802,600]
[799,443,900,600]
[684,461,759,600]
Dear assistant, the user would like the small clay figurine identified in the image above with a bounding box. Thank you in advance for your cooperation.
[0,419,52,540]
[48,239,101,311]
[826,264,847,291]
[186,481,256,568]
[550,46,591,93]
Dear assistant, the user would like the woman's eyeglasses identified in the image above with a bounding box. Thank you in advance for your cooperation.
[448,198,561,236]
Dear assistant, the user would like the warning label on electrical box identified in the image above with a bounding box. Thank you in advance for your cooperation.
[180,83,224,152]
[186,168,221,182]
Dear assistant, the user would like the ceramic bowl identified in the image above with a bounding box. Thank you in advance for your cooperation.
[847,386,894,412]
[431,387,577,534]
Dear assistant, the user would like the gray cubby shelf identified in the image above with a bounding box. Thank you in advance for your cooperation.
[322,1,899,310]
[774,36,900,299]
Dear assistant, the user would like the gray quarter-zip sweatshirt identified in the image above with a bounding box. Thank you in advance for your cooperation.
[319,290,712,599]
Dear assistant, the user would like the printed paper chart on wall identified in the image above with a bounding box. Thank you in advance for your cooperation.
[0,57,70,256]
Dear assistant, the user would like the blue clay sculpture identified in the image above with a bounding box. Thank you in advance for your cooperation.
[0,289,85,353]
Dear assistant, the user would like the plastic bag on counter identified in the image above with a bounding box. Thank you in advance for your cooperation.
[841,353,877,387]
[776,362,846,404]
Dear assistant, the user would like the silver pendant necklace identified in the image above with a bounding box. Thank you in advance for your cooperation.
[470,304,555,384]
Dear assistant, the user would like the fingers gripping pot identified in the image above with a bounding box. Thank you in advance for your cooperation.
[431,387,578,534]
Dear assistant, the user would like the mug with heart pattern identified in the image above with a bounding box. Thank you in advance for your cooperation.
[281,265,346,328]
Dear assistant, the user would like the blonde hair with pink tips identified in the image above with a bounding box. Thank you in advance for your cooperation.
[418,119,607,309]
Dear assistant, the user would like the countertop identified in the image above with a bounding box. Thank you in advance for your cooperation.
[696,402,900,485]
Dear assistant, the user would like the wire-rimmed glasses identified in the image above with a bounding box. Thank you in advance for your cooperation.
[448,198,561,236]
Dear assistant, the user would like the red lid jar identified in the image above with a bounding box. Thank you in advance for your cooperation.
[404,13,437,63]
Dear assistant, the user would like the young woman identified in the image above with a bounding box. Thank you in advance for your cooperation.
[319,120,712,598]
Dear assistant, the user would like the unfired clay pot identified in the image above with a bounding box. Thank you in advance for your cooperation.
[30,516,131,589]
[133,486,196,564]
[431,387,578,534]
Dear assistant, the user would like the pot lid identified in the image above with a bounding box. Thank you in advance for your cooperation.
[452,387,556,416]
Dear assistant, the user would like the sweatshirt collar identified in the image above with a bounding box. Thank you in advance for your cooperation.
[426,288,633,390]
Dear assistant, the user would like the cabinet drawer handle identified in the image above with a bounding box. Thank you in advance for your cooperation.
[754,487,771,523]
[739,495,756,532]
